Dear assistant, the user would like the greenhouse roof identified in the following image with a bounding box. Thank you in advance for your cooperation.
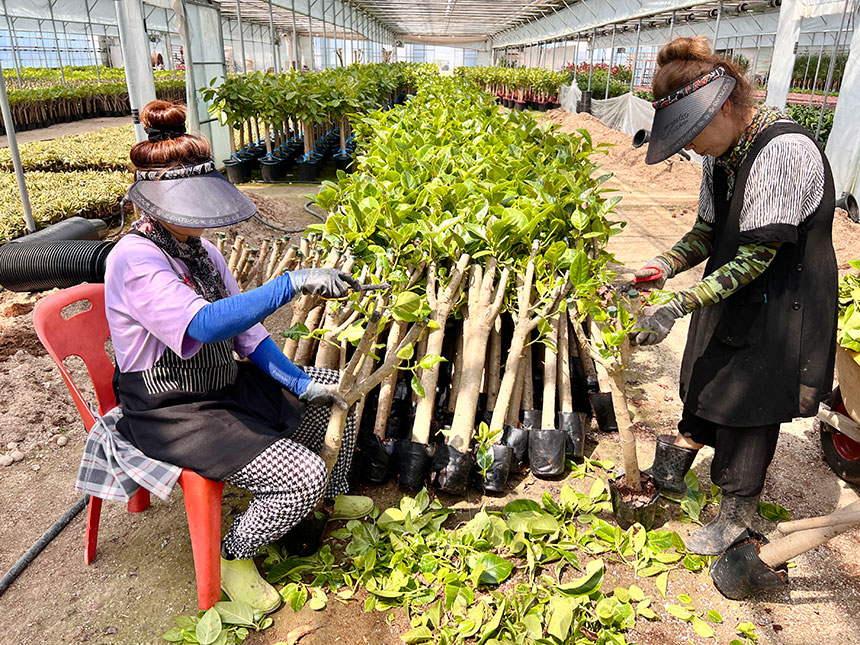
[348,0,569,39]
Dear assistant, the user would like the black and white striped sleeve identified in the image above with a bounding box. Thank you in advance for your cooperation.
[698,156,716,224]
[739,133,825,244]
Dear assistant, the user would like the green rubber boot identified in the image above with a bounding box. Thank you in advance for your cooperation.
[220,556,282,614]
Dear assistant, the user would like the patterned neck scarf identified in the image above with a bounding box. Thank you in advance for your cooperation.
[130,214,229,303]
[716,104,788,198]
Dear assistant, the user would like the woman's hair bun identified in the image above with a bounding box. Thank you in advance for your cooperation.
[130,100,210,171]
[657,36,713,67]
[140,100,187,131]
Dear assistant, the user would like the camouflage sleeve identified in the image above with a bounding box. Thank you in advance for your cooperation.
[654,218,714,278]
[674,241,781,314]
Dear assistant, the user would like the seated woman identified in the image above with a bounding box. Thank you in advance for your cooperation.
[105,99,362,613]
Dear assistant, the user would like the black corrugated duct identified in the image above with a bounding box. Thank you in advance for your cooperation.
[0,240,114,292]
[9,217,107,244]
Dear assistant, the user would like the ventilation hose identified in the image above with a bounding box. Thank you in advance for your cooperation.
[0,240,115,292]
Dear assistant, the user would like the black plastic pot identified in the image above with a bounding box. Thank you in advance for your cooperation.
[224,159,249,184]
[297,158,320,181]
[589,392,618,432]
[334,153,353,172]
[558,411,584,459]
[502,424,529,470]
[514,101,527,111]
[710,531,789,600]
[259,157,285,182]
[0,240,115,292]
[356,433,394,484]
[528,429,566,478]
[431,444,474,495]
[521,409,542,431]
[608,472,661,530]
[394,440,435,489]
[475,444,513,493]
[235,152,259,172]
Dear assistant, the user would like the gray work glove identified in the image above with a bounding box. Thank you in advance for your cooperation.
[630,301,684,346]
[289,268,361,299]
[634,256,673,290]
[299,380,349,410]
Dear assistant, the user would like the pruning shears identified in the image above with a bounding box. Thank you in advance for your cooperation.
[321,282,392,301]
[616,265,663,297]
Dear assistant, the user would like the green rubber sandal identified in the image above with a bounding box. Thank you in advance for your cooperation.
[329,494,374,521]
[220,557,282,614]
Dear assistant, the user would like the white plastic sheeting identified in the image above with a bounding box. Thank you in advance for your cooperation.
[560,82,654,136]
[826,18,860,196]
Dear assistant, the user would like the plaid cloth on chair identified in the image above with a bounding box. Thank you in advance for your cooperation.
[75,405,181,503]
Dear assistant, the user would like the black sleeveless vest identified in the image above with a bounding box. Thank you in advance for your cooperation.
[679,122,838,427]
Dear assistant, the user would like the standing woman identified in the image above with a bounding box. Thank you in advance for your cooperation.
[106,100,364,612]
[632,37,837,554]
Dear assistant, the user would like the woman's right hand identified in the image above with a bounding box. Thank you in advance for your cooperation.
[634,257,672,290]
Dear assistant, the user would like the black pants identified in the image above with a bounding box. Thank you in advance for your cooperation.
[678,411,780,497]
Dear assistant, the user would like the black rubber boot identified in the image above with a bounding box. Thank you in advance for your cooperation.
[686,492,760,556]
[644,434,698,494]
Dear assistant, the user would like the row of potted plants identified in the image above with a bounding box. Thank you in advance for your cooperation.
[5,77,185,133]
[455,66,567,111]
[202,63,438,183]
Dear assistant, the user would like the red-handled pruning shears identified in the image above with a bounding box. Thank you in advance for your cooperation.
[634,265,663,286]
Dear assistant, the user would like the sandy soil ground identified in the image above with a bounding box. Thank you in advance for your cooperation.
[0,112,859,645]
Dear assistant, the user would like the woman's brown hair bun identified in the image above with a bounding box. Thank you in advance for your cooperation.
[652,36,752,110]
[130,100,211,171]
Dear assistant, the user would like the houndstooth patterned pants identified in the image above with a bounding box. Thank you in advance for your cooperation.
[221,367,356,560]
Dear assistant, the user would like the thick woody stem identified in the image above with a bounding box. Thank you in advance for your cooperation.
[542,314,560,430]
[346,321,427,403]
[373,320,407,438]
[558,314,573,413]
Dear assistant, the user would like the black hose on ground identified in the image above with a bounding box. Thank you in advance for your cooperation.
[250,201,326,235]
[0,495,89,598]
[0,240,115,292]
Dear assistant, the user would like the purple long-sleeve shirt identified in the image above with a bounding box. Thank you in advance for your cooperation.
[105,234,269,373]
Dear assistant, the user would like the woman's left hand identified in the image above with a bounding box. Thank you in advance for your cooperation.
[299,381,349,409]
[631,303,683,346]
[290,269,361,299]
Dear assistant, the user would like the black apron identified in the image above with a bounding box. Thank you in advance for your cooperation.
[679,122,838,427]
[113,238,305,481]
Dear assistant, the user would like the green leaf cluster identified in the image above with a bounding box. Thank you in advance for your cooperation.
[0,125,135,172]
[785,104,833,146]
[161,600,271,644]
[837,259,860,352]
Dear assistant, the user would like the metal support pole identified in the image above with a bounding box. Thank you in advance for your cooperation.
[308,0,315,70]
[606,25,616,99]
[349,2,354,64]
[752,34,762,87]
[669,10,676,41]
[2,0,22,87]
[37,21,48,69]
[713,0,723,51]
[235,0,247,73]
[587,28,595,91]
[320,0,327,68]
[0,61,35,233]
[631,18,642,93]
[802,31,815,90]
[48,0,66,84]
[163,8,175,77]
[291,0,298,69]
[331,0,338,66]
[809,31,828,105]
[267,0,277,71]
[550,39,557,71]
[84,0,102,80]
[816,0,852,140]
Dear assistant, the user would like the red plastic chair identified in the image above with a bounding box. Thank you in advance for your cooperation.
[33,282,225,610]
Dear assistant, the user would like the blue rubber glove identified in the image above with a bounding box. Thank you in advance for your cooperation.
[187,274,296,344]
[248,337,312,395]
